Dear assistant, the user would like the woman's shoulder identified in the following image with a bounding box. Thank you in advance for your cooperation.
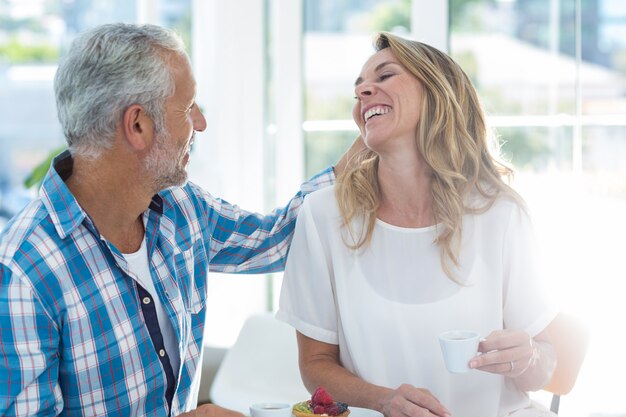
[491,194,526,213]
[301,185,343,229]
[304,184,339,211]
[467,183,527,211]
[466,187,530,227]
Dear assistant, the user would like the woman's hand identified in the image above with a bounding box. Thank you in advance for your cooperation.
[468,329,536,378]
[380,384,451,417]
[177,404,246,417]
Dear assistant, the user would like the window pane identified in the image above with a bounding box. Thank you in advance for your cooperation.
[303,0,409,122]
[0,1,131,226]
[497,125,573,171]
[585,1,626,116]
[156,0,192,57]
[451,1,578,116]
[582,125,626,191]
[303,0,410,183]
[0,0,193,229]
[452,2,626,415]
[304,130,356,178]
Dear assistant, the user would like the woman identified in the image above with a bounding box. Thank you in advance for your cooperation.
[277,32,585,417]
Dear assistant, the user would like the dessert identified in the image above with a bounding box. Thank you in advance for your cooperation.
[292,387,350,417]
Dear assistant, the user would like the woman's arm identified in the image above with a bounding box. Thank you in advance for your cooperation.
[541,312,589,395]
[296,332,451,417]
[513,312,588,393]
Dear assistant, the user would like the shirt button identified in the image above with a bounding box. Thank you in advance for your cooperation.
[143,297,151,305]
[159,349,166,357]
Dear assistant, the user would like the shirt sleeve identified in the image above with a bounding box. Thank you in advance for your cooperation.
[0,264,63,416]
[276,198,339,345]
[204,167,335,274]
[501,204,559,337]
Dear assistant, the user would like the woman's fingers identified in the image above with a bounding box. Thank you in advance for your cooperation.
[395,384,452,417]
[470,330,535,377]
[477,330,528,353]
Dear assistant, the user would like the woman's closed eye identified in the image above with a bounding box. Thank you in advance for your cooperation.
[353,72,396,99]
[378,72,395,82]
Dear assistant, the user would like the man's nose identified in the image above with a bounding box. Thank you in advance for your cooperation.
[192,104,207,132]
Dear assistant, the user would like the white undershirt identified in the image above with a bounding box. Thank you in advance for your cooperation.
[123,238,181,376]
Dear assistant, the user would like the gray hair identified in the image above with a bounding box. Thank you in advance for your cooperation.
[54,23,187,159]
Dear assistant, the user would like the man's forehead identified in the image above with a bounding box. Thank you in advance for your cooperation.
[168,54,196,96]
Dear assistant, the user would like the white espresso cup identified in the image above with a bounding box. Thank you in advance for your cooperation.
[438,330,481,373]
[249,403,292,417]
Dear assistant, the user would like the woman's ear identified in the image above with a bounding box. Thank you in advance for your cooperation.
[123,104,154,151]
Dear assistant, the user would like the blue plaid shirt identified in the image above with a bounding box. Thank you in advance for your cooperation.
[0,151,334,416]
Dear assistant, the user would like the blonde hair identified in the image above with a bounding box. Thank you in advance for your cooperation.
[336,32,524,280]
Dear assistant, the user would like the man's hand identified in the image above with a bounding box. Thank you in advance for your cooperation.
[334,135,366,177]
[178,404,246,417]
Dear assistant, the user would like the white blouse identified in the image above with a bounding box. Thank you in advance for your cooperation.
[277,186,558,417]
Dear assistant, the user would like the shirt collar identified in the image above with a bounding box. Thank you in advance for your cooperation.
[40,149,164,239]
[40,149,88,239]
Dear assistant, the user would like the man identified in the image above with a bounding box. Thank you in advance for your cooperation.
[0,23,358,416]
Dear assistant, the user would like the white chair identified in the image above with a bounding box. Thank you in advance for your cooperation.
[209,313,310,413]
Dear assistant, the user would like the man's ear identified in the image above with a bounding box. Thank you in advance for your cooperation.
[123,104,153,151]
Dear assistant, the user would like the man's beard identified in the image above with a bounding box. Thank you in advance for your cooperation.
[144,130,191,192]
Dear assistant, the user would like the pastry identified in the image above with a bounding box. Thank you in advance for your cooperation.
[292,387,350,417]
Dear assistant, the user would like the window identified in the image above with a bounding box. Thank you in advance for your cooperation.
[2,4,624,414]
[302,0,412,177]
[449,2,624,414]
[0,0,192,228]
[299,1,624,415]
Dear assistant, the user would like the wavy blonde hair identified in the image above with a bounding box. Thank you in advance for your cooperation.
[336,32,524,280]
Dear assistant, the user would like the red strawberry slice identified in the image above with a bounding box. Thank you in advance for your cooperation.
[311,387,334,406]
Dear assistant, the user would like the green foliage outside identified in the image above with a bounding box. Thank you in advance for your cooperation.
[0,37,59,64]
[497,128,552,170]
[367,0,411,32]
[23,146,66,190]
[365,0,496,33]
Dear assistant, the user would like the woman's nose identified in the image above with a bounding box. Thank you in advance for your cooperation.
[355,83,374,99]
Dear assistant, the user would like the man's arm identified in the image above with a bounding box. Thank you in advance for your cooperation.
[0,264,62,416]
[333,135,365,177]
[202,136,364,274]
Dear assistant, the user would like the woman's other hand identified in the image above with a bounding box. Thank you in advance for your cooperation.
[381,384,451,417]
[177,404,246,417]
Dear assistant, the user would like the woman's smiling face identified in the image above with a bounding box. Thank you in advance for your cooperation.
[352,48,424,155]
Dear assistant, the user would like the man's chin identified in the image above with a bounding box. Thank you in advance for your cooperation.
[160,179,189,192]
[154,171,188,192]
